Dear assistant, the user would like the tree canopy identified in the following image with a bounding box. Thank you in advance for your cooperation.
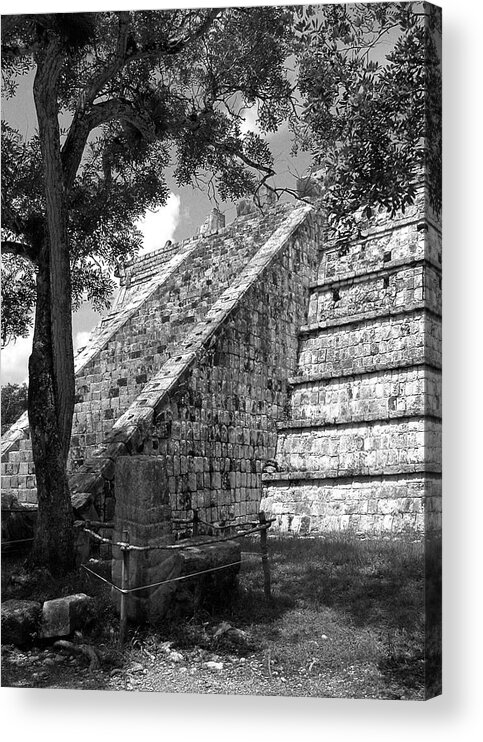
[1,5,443,343]
[1,7,295,343]
[293,2,441,233]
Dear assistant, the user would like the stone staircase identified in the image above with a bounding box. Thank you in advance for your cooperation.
[2,191,441,537]
[2,201,319,525]
[261,193,442,536]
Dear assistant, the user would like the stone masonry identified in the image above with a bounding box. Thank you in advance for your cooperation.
[260,187,442,535]
[1,188,441,538]
[1,203,321,528]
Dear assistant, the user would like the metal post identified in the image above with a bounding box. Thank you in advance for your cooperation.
[119,529,130,648]
[259,511,272,601]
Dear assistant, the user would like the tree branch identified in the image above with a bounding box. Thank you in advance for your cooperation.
[228,148,275,178]
[61,97,157,192]
[1,240,38,263]
[60,12,130,191]
[1,202,27,238]
[128,8,221,62]
[83,11,130,107]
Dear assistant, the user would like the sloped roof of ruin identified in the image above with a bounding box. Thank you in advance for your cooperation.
[1,200,314,465]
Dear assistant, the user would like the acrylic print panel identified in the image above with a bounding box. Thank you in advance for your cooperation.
[1,2,441,700]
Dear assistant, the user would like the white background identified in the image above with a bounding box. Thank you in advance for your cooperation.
[1,1,482,740]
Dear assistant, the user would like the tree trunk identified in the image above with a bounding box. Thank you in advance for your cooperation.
[34,39,75,456]
[28,36,76,574]
[28,255,75,575]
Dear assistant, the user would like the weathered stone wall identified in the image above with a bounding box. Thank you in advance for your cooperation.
[261,187,442,535]
[2,204,311,509]
[263,475,441,535]
[272,419,441,474]
[289,366,441,422]
[70,206,295,466]
[319,218,441,282]
[110,456,242,624]
[297,312,441,378]
[308,263,440,324]
[136,211,320,524]
[2,189,441,539]
[2,202,319,528]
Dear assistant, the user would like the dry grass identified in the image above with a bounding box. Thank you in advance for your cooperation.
[155,533,438,699]
[1,533,441,699]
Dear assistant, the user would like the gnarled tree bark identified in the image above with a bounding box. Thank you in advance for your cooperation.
[28,252,74,574]
[28,32,75,574]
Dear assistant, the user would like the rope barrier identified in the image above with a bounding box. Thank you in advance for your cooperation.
[1,537,35,546]
[81,563,121,591]
[82,510,273,646]
[116,523,269,551]
[82,528,112,545]
[80,519,274,552]
[82,557,243,595]
[1,520,273,552]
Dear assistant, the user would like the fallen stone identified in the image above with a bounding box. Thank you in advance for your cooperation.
[40,594,96,639]
[169,651,184,662]
[203,661,223,671]
[130,662,144,673]
[1,599,41,646]
[213,621,252,648]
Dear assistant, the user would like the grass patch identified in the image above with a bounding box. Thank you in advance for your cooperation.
[2,533,439,699]
[157,534,430,698]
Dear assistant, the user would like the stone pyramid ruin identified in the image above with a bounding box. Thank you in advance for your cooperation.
[1,188,441,537]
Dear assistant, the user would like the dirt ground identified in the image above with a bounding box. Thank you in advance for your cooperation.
[1,537,436,700]
[1,635,417,699]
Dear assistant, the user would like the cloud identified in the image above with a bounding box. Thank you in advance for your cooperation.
[135,193,181,254]
[74,331,91,352]
[1,328,97,387]
[240,106,260,136]
[1,333,32,385]
[1,195,182,386]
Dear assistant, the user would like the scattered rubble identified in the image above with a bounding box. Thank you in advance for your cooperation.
[40,594,96,638]
[1,600,42,645]
[1,593,96,647]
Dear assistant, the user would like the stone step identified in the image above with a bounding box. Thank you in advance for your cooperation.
[1,461,35,475]
[2,488,38,505]
[260,471,441,536]
[286,365,442,423]
[294,309,441,381]
[299,303,441,336]
[3,450,34,464]
[318,207,440,286]
[278,409,442,431]
[262,463,442,483]
[271,417,441,476]
[310,255,441,293]
[1,474,36,490]
[306,262,441,328]
[288,360,442,386]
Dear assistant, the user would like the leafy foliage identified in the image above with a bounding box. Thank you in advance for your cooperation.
[294,2,441,234]
[1,8,295,341]
[1,6,443,339]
